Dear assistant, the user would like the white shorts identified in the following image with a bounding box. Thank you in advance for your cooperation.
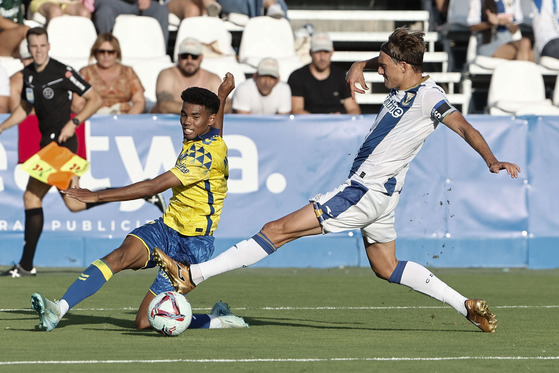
[310,179,400,244]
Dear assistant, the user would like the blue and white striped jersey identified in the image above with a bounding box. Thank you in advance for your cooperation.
[349,76,456,196]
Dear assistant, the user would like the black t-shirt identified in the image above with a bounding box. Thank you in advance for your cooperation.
[287,63,351,114]
[21,58,91,148]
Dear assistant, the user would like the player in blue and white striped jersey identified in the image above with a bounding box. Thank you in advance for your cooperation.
[155,28,521,333]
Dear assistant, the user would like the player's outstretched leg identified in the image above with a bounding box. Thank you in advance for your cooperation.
[465,299,498,333]
[30,293,61,331]
[153,248,196,294]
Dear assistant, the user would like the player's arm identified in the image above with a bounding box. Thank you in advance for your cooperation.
[58,88,103,143]
[442,110,521,178]
[346,57,379,99]
[0,100,33,135]
[214,72,235,135]
[62,170,181,203]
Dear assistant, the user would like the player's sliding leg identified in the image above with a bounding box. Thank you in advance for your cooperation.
[153,234,273,294]
[189,301,249,329]
[31,258,114,331]
[155,204,322,294]
[368,241,497,332]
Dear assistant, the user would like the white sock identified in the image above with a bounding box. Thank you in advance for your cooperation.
[192,238,270,284]
[398,261,468,316]
[59,299,69,318]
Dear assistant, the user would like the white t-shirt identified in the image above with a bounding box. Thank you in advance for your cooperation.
[532,0,559,55]
[348,77,456,196]
[232,78,291,114]
[0,65,10,97]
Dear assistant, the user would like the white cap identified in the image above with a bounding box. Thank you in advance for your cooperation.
[257,57,280,78]
[178,37,202,55]
[310,32,333,53]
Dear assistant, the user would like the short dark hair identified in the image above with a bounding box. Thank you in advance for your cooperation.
[180,87,220,114]
[380,27,425,73]
[26,27,48,42]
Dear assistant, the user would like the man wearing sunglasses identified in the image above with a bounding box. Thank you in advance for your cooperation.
[153,37,230,114]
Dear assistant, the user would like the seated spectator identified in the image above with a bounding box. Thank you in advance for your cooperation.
[74,33,146,114]
[28,0,93,23]
[164,0,222,19]
[232,57,291,114]
[532,0,559,61]
[0,0,29,58]
[0,65,9,113]
[287,32,360,115]
[152,37,230,114]
[94,0,169,46]
[219,0,287,25]
[9,39,34,113]
[467,0,533,61]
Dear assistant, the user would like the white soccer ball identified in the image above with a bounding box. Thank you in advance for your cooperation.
[148,291,192,336]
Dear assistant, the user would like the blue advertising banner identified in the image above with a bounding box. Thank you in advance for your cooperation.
[0,114,557,268]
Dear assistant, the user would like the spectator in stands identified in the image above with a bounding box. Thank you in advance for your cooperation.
[467,0,533,61]
[287,32,360,115]
[0,65,9,113]
[152,37,231,114]
[27,0,93,23]
[93,0,169,46]
[0,0,30,58]
[531,0,559,61]
[9,39,34,112]
[75,33,146,114]
[232,57,291,114]
[164,0,222,19]
[218,0,287,25]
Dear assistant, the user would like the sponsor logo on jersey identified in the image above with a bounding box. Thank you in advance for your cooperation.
[42,87,54,100]
[383,96,404,118]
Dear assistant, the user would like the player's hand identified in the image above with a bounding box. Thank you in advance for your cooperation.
[58,121,76,143]
[61,186,99,203]
[489,161,521,178]
[218,72,235,100]
[346,61,368,100]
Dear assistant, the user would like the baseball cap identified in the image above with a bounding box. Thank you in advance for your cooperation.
[19,39,32,59]
[310,32,333,53]
[257,57,279,78]
[178,37,202,56]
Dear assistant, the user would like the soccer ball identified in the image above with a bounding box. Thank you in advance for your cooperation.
[148,291,192,336]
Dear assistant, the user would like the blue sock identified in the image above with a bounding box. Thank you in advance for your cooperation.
[62,259,114,309]
[188,314,211,329]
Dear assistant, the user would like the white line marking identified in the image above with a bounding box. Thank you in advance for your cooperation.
[2,305,559,312]
[1,357,558,365]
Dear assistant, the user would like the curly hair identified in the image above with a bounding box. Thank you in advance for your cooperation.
[180,87,220,114]
[380,27,426,73]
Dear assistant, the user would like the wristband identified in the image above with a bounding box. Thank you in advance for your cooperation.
[72,118,80,126]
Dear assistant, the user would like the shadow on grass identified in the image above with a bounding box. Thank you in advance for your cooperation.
[3,310,480,334]
[243,315,480,333]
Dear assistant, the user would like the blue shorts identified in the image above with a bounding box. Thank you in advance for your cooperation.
[128,217,215,295]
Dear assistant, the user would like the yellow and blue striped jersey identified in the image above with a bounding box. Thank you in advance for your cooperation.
[163,127,228,236]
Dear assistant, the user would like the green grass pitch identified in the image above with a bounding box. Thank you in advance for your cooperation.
[1,266,558,372]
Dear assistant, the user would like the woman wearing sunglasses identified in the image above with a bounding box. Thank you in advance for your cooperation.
[76,33,146,114]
